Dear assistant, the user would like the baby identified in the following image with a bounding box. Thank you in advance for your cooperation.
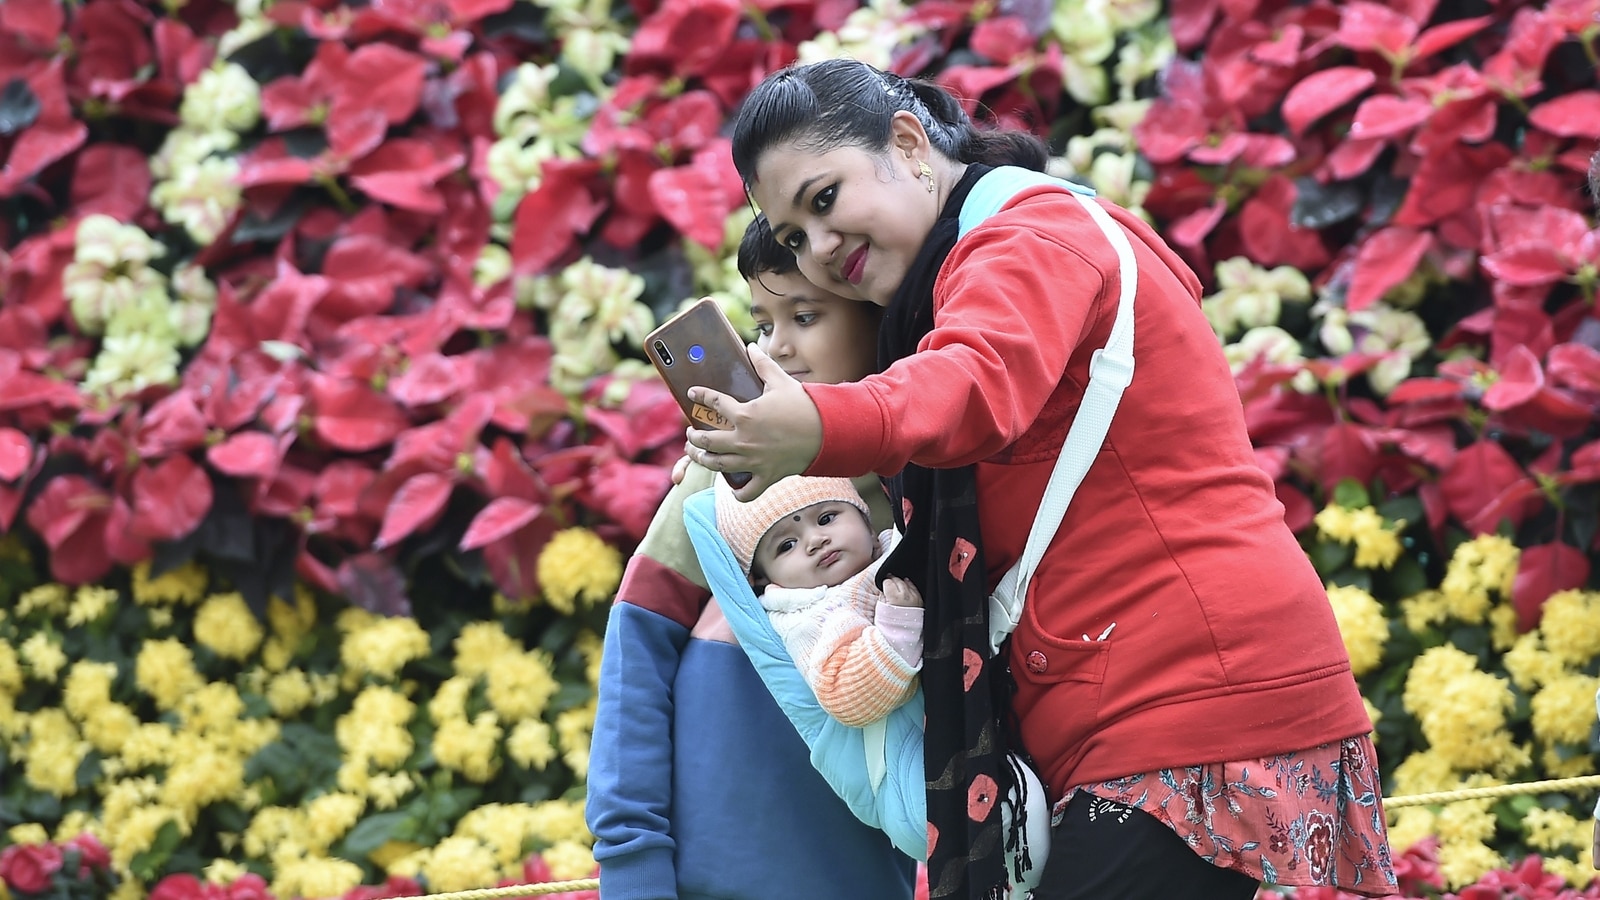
[715,475,923,727]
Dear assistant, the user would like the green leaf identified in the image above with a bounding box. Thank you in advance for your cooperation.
[1379,555,1428,603]
[74,752,101,790]
[1307,540,1353,576]
[1328,568,1372,592]
[245,741,303,792]
[1333,479,1370,510]
[128,819,182,882]
[1375,495,1423,526]
[340,811,413,858]
[21,790,61,823]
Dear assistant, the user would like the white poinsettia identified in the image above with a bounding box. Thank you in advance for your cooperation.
[151,156,243,246]
[1202,257,1312,339]
[1225,326,1317,393]
[798,0,926,69]
[81,332,183,399]
[179,63,262,136]
[63,216,168,336]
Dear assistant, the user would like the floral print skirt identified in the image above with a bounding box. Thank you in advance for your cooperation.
[1055,735,1398,896]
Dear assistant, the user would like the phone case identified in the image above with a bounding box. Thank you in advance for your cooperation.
[645,298,763,431]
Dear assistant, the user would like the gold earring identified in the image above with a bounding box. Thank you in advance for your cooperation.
[918,160,935,193]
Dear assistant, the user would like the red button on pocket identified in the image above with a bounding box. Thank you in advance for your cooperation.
[1025,651,1048,674]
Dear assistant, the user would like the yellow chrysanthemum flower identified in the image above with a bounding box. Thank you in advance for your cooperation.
[161,744,246,822]
[485,651,559,723]
[267,588,318,641]
[1402,645,1479,713]
[453,622,519,680]
[433,713,502,782]
[507,719,558,771]
[363,772,416,811]
[1399,589,1449,633]
[7,823,48,845]
[108,804,188,869]
[341,615,431,682]
[1539,590,1600,667]
[83,703,140,756]
[1503,633,1567,691]
[419,836,501,893]
[556,700,595,778]
[1522,807,1589,853]
[270,856,364,899]
[1437,837,1504,889]
[67,585,119,627]
[121,723,177,770]
[266,669,314,717]
[527,799,591,846]
[536,527,623,613]
[1439,534,1517,623]
[20,632,68,682]
[135,639,205,710]
[23,709,89,796]
[576,630,604,686]
[305,793,365,853]
[543,839,597,880]
[204,859,251,886]
[16,584,69,617]
[0,640,22,694]
[427,675,474,724]
[1388,743,1465,791]
[1531,673,1600,746]
[62,660,116,721]
[1315,505,1403,570]
[1325,584,1388,676]
[131,560,208,605]
[193,592,264,661]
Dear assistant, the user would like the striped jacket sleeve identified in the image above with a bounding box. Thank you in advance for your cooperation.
[763,573,923,728]
[587,465,716,899]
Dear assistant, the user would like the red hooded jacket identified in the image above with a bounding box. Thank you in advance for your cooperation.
[803,186,1372,799]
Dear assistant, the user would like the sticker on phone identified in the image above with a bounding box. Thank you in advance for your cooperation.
[690,403,730,429]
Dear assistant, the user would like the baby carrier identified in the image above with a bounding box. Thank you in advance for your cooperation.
[681,166,1140,890]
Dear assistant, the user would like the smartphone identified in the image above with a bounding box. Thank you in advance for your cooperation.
[645,298,762,488]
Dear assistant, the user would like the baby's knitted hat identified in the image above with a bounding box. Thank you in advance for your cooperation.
[714,475,871,573]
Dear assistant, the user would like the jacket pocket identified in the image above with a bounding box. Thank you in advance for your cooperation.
[1007,601,1111,774]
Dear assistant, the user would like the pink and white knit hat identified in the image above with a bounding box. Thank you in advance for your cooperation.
[714,475,871,573]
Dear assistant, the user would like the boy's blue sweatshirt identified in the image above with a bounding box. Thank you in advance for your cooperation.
[586,465,914,900]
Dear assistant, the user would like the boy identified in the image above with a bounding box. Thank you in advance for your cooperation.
[585,217,910,900]
[715,475,922,727]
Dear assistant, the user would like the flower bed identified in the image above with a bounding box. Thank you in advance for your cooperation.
[2,0,1599,896]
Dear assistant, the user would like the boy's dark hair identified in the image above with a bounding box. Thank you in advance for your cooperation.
[737,214,798,281]
[1589,147,1600,209]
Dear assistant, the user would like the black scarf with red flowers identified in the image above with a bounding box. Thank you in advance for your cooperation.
[876,163,1033,900]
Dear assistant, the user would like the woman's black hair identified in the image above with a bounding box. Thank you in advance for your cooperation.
[731,58,1049,185]
[736,214,797,281]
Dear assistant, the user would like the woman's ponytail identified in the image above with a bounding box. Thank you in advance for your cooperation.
[905,78,1049,172]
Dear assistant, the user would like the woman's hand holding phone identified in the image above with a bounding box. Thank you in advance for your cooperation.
[646,298,767,489]
[683,345,824,501]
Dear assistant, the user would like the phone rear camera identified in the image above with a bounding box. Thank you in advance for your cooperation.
[687,344,705,363]
[653,340,674,366]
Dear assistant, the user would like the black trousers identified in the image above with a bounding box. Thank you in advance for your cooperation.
[1028,792,1261,900]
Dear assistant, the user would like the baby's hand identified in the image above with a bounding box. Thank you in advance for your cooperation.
[882,577,923,609]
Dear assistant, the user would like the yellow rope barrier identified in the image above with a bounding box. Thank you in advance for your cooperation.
[1382,773,1600,809]
[398,878,599,900]
[399,774,1600,900]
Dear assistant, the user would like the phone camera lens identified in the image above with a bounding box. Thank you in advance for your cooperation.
[653,340,674,367]
[687,344,705,363]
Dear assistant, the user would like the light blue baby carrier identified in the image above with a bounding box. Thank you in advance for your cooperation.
[681,166,1140,881]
